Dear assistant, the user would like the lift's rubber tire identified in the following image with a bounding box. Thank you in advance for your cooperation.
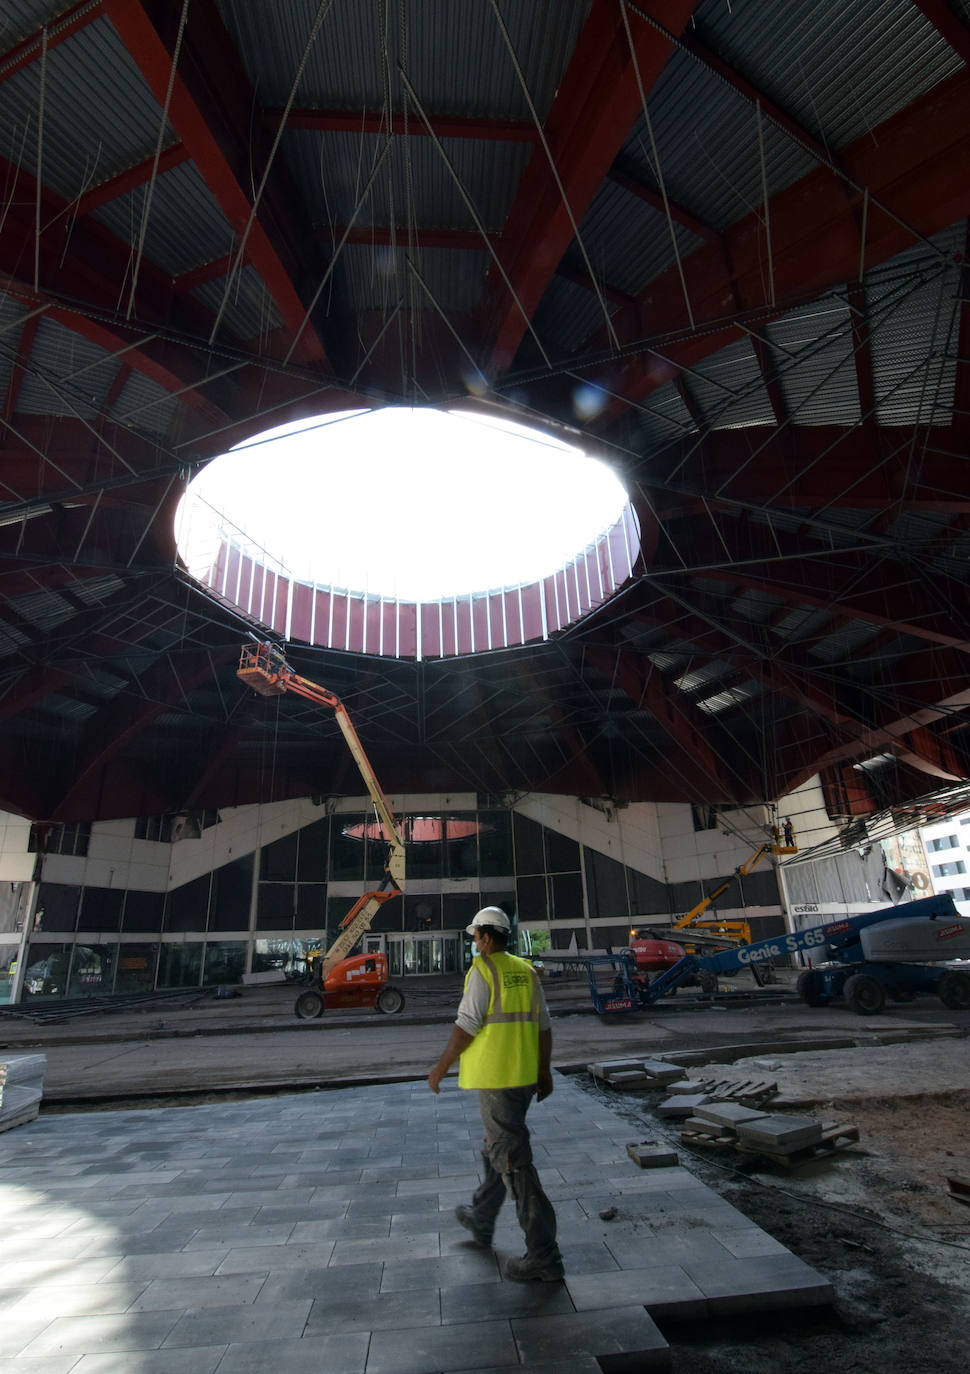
[696,970,718,996]
[796,969,830,1006]
[376,985,405,1015]
[294,990,325,1019]
[842,973,886,1015]
[938,970,970,1010]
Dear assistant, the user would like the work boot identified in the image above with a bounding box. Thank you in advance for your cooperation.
[454,1204,493,1248]
[504,1252,565,1283]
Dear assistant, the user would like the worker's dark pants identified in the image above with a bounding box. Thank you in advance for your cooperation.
[470,1085,559,1263]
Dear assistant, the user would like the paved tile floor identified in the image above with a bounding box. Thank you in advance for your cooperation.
[0,1075,832,1372]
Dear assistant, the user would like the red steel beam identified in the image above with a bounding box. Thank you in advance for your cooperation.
[608,167,719,243]
[484,0,699,374]
[77,143,191,215]
[602,68,970,412]
[0,1,104,85]
[106,0,328,366]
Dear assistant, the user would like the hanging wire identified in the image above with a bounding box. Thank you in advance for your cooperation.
[490,0,620,353]
[397,66,552,372]
[33,27,47,292]
[618,1,695,330]
[210,0,336,347]
[127,0,190,320]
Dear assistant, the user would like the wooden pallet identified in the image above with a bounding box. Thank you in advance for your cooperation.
[735,1122,860,1169]
[677,1077,778,1106]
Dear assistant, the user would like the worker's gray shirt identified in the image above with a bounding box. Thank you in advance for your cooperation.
[456,957,552,1037]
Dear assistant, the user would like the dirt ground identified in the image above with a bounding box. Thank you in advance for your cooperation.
[593,1040,970,1373]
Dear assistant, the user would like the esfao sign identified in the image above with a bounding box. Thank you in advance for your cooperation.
[792,904,820,913]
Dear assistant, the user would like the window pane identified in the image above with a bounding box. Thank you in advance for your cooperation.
[404,895,440,932]
[35,884,79,933]
[164,876,210,932]
[115,944,158,994]
[256,883,295,931]
[544,828,580,874]
[388,939,403,977]
[405,816,444,880]
[627,867,670,918]
[22,943,71,998]
[550,872,583,922]
[513,813,544,874]
[68,944,116,997]
[516,875,547,922]
[330,816,366,881]
[297,817,330,881]
[416,938,431,973]
[260,831,298,881]
[79,887,123,932]
[253,939,294,974]
[478,811,513,877]
[122,890,164,933]
[443,892,479,932]
[584,847,629,919]
[209,855,254,931]
[295,883,327,930]
[202,941,247,986]
[157,943,202,988]
[444,814,479,878]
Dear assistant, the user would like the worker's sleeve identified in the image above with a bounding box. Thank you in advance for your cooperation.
[455,964,489,1036]
[535,974,552,1033]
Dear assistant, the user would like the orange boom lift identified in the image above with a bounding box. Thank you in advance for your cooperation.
[237,642,406,1020]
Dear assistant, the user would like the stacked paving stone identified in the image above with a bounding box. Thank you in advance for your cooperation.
[0,1074,833,1370]
[0,1053,45,1134]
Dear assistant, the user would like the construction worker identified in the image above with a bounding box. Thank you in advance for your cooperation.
[427,906,562,1282]
[783,817,795,848]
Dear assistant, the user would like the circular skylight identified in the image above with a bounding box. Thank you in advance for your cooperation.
[177,407,630,602]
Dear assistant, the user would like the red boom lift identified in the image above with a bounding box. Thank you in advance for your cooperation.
[237,642,406,1020]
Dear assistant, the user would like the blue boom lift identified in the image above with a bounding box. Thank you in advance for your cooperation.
[585,894,970,1016]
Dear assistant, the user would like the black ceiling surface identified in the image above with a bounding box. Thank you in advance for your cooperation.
[1,0,969,824]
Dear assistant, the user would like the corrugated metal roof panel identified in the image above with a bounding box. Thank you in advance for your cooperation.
[112,369,180,440]
[635,380,695,451]
[338,242,488,314]
[577,179,701,298]
[0,14,174,203]
[192,266,284,343]
[865,226,962,426]
[528,275,616,359]
[93,161,237,277]
[807,620,885,663]
[764,294,860,426]
[626,47,817,236]
[281,130,531,232]
[10,586,76,631]
[0,2,62,52]
[16,316,117,418]
[40,693,97,721]
[68,575,126,606]
[696,681,760,715]
[218,0,585,121]
[695,0,962,154]
[733,587,783,623]
[688,337,774,429]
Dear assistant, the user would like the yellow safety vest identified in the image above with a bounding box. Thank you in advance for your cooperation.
[458,951,542,1090]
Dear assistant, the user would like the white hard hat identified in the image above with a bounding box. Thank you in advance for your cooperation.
[465,906,511,935]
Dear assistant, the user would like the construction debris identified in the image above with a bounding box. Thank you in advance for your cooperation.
[626,1140,680,1168]
[587,1057,686,1089]
[945,1175,970,1206]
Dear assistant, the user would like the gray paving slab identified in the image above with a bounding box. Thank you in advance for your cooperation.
[365,1318,519,1374]
[0,1074,833,1370]
[73,1351,227,1373]
[512,1305,670,1371]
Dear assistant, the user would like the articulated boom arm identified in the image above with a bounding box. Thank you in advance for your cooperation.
[672,842,772,930]
[238,643,405,978]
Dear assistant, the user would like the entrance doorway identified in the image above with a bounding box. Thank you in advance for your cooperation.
[379,932,461,976]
